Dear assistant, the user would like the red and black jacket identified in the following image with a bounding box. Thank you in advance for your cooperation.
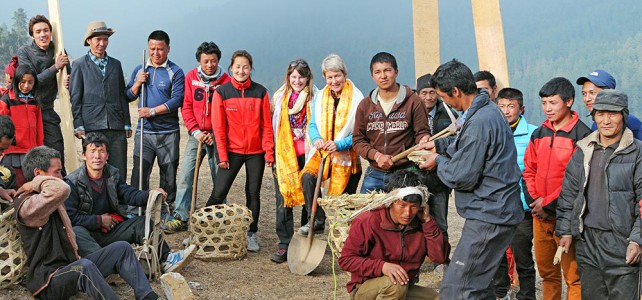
[0,90,44,155]
[523,111,591,218]
[182,68,231,135]
[211,77,274,163]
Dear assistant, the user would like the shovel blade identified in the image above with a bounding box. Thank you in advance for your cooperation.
[287,233,327,275]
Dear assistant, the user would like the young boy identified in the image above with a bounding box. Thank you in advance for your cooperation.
[523,77,591,300]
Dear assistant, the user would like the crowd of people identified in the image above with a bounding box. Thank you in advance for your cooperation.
[0,13,640,300]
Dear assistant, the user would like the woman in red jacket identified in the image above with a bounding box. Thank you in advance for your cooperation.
[0,64,44,187]
[209,50,274,252]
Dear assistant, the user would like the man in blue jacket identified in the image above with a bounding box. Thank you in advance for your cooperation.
[493,87,538,300]
[418,59,523,298]
[127,30,184,214]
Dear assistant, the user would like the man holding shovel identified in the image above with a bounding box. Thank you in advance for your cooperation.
[418,59,523,298]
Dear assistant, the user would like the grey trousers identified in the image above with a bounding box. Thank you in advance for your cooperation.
[41,109,66,174]
[576,227,640,300]
[428,190,450,240]
[37,241,155,300]
[440,219,516,300]
[131,131,180,212]
[73,216,170,261]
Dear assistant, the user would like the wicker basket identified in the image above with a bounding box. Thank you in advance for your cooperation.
[318,193,380,254]
[0,207,27,288]
[189,204,253,261]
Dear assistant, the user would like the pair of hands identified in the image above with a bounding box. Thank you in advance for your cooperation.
[417,140,439,170]
[558,236,642,265]
[74,130,133,139]
[314,139,338,154]
[195,132,214,146]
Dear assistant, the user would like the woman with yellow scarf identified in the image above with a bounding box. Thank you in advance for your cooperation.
[270,59,317,263]
[298,54,364,236]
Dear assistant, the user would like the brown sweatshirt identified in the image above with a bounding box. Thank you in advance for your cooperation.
[352,85,429,171]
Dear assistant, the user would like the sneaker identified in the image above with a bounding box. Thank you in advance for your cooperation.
[271,249,287,263]
[298,222,325,235]
[163,244,196,273]
[164,219,188,234]
[246,232,260,252]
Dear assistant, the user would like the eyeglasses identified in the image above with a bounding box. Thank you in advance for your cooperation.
[289,60,308,68]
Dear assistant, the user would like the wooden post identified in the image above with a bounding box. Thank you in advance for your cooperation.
[412,0,440,80]
[471,0,510,89]
[47,0,80,172]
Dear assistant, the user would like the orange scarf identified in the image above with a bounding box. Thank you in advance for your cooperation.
[302,80,360,196]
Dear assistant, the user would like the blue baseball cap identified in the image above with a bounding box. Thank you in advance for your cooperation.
[576,69,616,89]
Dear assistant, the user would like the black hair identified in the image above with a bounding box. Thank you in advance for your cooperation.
[370,52,398,73]
[385,169,424,204]
[82,132,109,154]
[431,59,478,96]
[12,65,39,95]
[539,77,575,103]
[0,115,15,140]
[229,50,254,73]
[28,15,52,37]
[22,146,61,182]
[196,41,221,61]
[473,70,496,87]
[148,30,170,45]
[497,87,524,107]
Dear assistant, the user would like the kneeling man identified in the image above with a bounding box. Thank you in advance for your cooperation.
[557,90,642,299]
[15,146,159,299]
[339,170,450,299]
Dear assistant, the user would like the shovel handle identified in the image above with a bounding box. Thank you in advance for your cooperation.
[188,141,204,228]
[308,155,327,240]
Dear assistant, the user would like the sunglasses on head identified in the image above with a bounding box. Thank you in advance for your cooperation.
[289,60,308,68]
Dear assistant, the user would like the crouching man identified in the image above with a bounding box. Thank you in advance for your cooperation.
[14,146,159,299]
[338,170,450,299]
[556,90,642,299]
[64,132,194,273]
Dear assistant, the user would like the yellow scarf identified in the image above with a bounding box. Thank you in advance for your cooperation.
[275,88,310,207]
[301,80,360,196]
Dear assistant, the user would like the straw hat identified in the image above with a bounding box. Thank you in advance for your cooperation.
[83,21,115,46]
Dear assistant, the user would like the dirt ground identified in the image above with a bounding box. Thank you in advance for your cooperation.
[1,104,556,299]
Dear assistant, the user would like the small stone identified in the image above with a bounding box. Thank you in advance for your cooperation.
[188,281,202,290]
[160,272,194,300]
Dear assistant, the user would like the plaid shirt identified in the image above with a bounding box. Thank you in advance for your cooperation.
[88,51,108,77]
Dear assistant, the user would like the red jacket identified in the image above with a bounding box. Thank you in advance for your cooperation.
[0,90,44,155]
[523,111,591,217]
[182,68,231,135]
[212,78,274,163]
[338,207,450,293]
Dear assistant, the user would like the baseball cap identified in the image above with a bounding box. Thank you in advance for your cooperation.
[576,69,616,89]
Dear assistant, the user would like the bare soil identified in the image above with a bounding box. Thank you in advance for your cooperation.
[1,104,552,299]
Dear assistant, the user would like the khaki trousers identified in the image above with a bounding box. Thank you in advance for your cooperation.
[352,276,438,300]
[533,218,581,300]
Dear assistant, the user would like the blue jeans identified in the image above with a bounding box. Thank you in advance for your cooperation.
[174,135,219,221]
[360,166,392,193]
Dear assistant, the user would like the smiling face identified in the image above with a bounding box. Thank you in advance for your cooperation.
[389,200,421,226]
[289,69,309,93]
[87,35,109,58]
[149,39,170,66]
[199,53,219,76]
[324,70,346,95]
[594,110,624,142]
[371,62,398,91]
[31,22,52,50]
[418,87,439,110]
[231,56,251,82]
[581,81,603,113]
[82,143,108,173]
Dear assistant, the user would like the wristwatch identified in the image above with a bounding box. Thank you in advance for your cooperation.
[149,108,156,117]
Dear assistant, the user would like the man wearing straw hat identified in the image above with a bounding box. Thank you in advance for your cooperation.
[69,21,131,179]
[14,146,160,300]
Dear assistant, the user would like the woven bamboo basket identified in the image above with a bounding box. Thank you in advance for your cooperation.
[0,207,27,288]
[318,193,381,254]
[189,204,253,261]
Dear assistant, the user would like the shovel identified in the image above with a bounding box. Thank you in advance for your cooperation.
[188,141,204,230]
[288,155,328,275]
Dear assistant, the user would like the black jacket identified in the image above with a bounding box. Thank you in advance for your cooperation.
[64,164,147,230]
[17,41,60,110]
[556,129,642,245]
[433,91,524,225]
[69,54,130,131]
